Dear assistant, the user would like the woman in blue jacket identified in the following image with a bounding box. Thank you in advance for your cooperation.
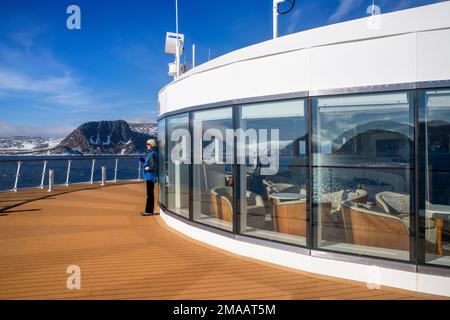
[138,139,158,216]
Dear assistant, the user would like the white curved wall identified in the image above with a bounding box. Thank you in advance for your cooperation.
[158,1,450,116]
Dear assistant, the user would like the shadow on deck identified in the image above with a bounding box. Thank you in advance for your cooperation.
[0,183,445,300]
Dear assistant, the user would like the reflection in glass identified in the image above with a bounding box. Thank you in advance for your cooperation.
[239,99,308,245]
[192,108,233,231]
[313,92,413,261]
[422,89,450,267]
[167,115,190,218]
[157,119,166,207]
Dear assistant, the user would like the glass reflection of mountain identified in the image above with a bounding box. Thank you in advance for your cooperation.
[279,134,308,155]
[428,120,450,154]
[332,121,413,157]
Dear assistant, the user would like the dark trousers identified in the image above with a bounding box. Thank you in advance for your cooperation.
[145,180,155,214]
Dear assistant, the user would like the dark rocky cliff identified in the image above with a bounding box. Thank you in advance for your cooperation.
[53,120,156,155]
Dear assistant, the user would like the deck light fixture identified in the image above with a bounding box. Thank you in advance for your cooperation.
[273,0,296,39]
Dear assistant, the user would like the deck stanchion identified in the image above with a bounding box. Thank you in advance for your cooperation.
[101,165,106,186]
[12,161,22,192]
[65,160,72,187]
[90,159,96,184]
[138,161,142,181]
[114,159,119,183]
[39,160,48,189]
[48,169,54,192]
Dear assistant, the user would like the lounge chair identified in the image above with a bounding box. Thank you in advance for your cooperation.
[341,200,409,251]
[320,189,368,242]
[375,191,410,215]
[211,186,265,228]
[272,199,307,237]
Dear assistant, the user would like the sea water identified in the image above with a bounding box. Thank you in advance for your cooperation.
[0,156,141,191]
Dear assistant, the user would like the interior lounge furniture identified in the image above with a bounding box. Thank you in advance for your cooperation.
[341,200,410,251]
[372,192,449,255]
[321,189,368,222]
[263,179,297,191]
[375,191,410,215]
[210,186,266,228]
[425,202,450,256]
[319,189,368,242]
[266,183,297,197]
[264,179,306,203]
[269,192,304,201]
[272,199,307,237]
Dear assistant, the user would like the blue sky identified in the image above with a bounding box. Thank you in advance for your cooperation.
[0,0,446,137]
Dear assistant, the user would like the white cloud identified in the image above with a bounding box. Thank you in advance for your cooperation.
[0,30,157,137]
[392,0,415,11]
[329,0,364,23]
[0,68,74,94]
[287,8,302,34]
[0,120,75,138]
[0,38,153,115]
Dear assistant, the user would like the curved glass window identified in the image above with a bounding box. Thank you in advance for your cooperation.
[157,119,167,208]
[238,99,308,245]
[192,107,233,231]
[312,92,414,261]
[420,89,450,267]
[167,114,190,218]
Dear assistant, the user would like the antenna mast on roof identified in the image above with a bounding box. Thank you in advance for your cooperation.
[175,0,180,78]
[273,0,296,39]
[165,0,185,80]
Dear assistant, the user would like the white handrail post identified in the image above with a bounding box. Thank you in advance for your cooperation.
[90,159,96,184]
[13,161,22,192]
[40,160,48,189]
[101,165,106,186]
[48,169,54,192]
[65,160,72,187]
[114,159,119,183]
[138,161,142,181]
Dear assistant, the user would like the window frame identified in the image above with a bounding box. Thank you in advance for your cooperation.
[156,83,450,270]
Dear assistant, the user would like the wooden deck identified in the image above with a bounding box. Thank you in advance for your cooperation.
[0,182,445,300]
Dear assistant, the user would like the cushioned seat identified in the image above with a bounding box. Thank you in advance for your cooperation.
[272,199,307,237]
[321,189,368,223]
[341,201,410,251]
[375,191,410,215]
[319,189,369,242]
[211,186,266,228]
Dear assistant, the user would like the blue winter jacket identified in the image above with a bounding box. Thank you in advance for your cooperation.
[140,150,158,182]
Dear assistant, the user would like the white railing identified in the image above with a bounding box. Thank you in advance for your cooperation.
[1,155,144,192]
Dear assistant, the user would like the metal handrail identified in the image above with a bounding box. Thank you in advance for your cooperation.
[0,154,141,162]
[1,155,143,192]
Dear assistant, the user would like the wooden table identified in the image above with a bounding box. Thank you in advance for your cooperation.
[269,193,305,201]
[427,204,450,256]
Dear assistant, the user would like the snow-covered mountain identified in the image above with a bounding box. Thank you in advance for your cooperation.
[129,122,157,136]
[52,120,157,155]
[0,136,63,155]
[0,121,157,155]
